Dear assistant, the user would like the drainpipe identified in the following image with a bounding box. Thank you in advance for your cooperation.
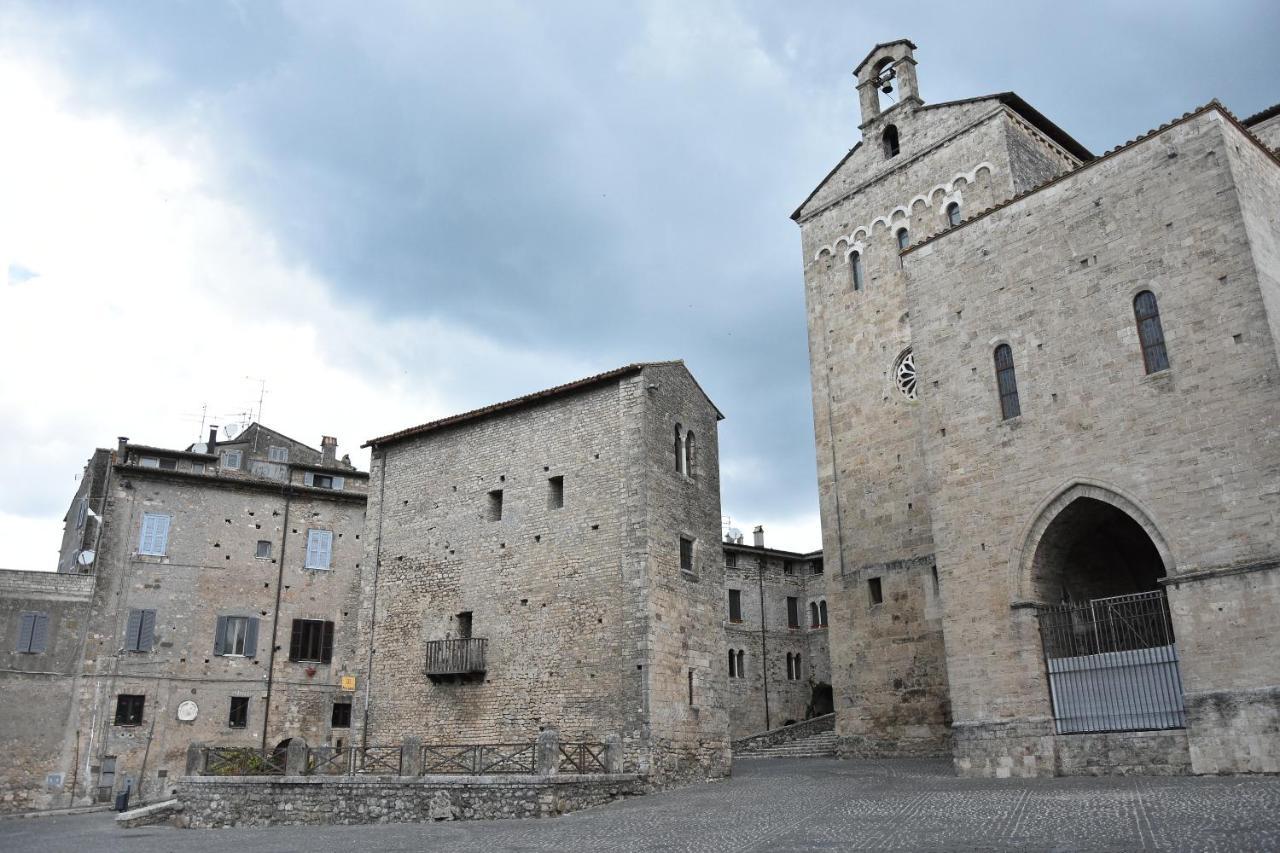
[260,487,292,751]
[758,554,770,731]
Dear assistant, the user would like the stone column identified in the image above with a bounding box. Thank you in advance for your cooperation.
[185,742,206,777]
[604,734,623,774]
[536,727,560,777]
[401,736,422,776]
[285,738,309,776]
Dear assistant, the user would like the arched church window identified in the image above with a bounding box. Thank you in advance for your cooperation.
[819,600,828,627]
[946,202,961,227]
[674,424,684,473]
[883,124,900,158]
[737,649,745,679]
[809,601,820,628]
[684,430,696,479]
[850,251,864,291]
[896,227,910,251]
[1134,291,1169,374]
[994,344,1021,420]
[728,649,736,678]
[893,348,917,400]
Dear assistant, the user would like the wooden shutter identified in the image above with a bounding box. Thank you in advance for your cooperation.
[289,620,303,661]
[244,618,259,658]
[30,613,49,653]
[321,621,334,663]
[125,609,143,651]
[17,612,36,652]
[307,530,332,569]
[139,610,156,651]
[213,616,228,655]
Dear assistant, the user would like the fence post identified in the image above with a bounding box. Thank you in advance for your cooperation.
[185,742,206,776]
[604,734,623,773]
[401,736,422,776]
[536,727,560,777]
[285,738,308,776]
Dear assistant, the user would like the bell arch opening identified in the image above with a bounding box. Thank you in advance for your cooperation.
[1030,497,1167,605]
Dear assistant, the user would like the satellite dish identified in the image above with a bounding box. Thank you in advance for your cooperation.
[177,700,199,722]
[77,550,95,566]
[192,442,208,454]
[224,423,243,439]
[726,527,742,543]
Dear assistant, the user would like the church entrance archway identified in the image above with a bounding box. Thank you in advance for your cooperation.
[1030,496,1166,604]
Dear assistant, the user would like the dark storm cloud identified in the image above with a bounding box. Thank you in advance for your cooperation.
[6,0,1278,541]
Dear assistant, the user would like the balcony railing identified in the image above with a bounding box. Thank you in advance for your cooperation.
[424,637,487,678]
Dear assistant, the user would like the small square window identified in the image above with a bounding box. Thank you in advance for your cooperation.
[267,445,289,463]
[139,457,161,468]
[114,694,145,726]
[487,490,504,522]
[679,537,694,574]
[724,551,737,569]
[868,577,883,606]
[547,476,564,510]
[256,540,272,559]
[228,696,249,729]
[331,702,352,728]
[221,450,242,470]
[782,560,794,576]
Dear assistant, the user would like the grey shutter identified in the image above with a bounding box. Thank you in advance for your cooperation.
[139,610,156,651]
[303,472,314,487]
[30,613,49,653]
[331,476,344,491]
[318,531,332,569]
[154,515,170,555]
[213,616,228,655]
[17,612,36,652]
[244,618,259,658]
[124,609,141,650]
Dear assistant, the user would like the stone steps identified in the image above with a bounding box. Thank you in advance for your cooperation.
[735,730,837,759]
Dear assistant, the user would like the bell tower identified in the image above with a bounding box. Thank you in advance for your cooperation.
[854,39,921,128]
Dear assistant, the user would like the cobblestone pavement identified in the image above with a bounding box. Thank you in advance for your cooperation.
[6,758,1280,852]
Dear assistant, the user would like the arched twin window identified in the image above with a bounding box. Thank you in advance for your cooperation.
[809,601,820,628]
[819,600,828,627]
[728,649,746,679]
[994,344,1021,420]
[1134,291,1169,374]
[850,251,864,291]
[673,425,696,478]
[883,124,900,158]
[896,228,910,251]
[946,202,961,228]
[786,652,803,680]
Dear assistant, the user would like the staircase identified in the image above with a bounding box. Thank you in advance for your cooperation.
[734,729,837,759]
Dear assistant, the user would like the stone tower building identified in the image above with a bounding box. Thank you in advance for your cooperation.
[796,40,1280,775]
[356,362,731,786]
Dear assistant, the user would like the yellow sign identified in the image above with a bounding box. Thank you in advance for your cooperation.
[340,675,356,691]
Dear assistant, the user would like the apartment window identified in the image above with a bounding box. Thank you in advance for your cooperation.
[994,344,1021,420]
[547,476,564,510]
[487,490,504,522]
[896,227,910,251]
[267,445,289,463]
[137,513,171,556]
[679,537,695,575]
[783,560,794,576]
[304,472,344,490]
[305,529,333,570]
[946,202,962,227]
[255,540,272,559]
[728,589,743,623]
[811,559,824,575]
[725,551,737,569]
[868,577,884,606]
[191,462,205,474]
[289,619,334,663]
[139,456,160,468]
[124,608,156,652]
[883,124,900,158]
[15,611,49,653]
[456,610,473,640]
[221,450,242,470]
[786,597,800,629]
[331,701,352,728]
[819,600,829,627]
[850,251,864,291]
[214,615,258,657]
[228,696,249,729]
[1134,290,1170,374]
[114,694,145,727]
[809,601,820,628]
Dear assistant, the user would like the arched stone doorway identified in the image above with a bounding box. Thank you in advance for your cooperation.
[1030,497,1167,604]
[810,682,834,717]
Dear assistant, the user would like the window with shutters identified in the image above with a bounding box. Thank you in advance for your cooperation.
[994,344,1021,420]
[114,694,145,726]
[267,445,289,463]
[137,513,171,556]
[786,596,800,629]
[221,450,242,470]
[331,701,352,728]
[228,696,249,729]
[15,611,49,653]
[251,460,287,481]
[1134,290,1170,374]
[305,529,333,570]
[215,615,258,657]
[289,619,334,663]
[124,609,157,652]
[728,589,742,623]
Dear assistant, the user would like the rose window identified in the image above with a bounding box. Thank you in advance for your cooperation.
[894,349,917,400]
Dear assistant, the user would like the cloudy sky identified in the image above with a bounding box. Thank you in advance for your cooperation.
[1,1,1276,569]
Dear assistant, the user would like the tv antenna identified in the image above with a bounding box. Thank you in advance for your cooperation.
[244,377,268,424]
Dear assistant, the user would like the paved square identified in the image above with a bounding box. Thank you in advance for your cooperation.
[6,758,1280,851]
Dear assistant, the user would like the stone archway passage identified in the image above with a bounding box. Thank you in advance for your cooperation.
[1030,497,1167,605]
[810,683,834,717]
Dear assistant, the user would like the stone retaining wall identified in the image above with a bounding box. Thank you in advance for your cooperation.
[175,773,641,828]
[733,714,834,753]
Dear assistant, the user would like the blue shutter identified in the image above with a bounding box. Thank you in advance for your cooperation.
[30,613,49,653]
[139,610,156,651]
[244,617,259,658]
[213,616,228,655]
[17,612,36,652]
[125,609,143,651]
[306,530,332,569]
[318,531,332,569]
[303,472,314,487]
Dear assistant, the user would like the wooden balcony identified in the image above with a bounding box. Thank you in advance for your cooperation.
[424,637,487,682]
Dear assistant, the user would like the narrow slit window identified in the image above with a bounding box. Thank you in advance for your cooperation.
[487,490,503,522]
[786,596,799,628]
[868,577,883,606]
[819,600,828,627]
[810,601,820,627]
[728,648,736,678]
[994,344,1021,419]
[850,251,864,291]
[684,431,696,479]
[736,649,745,679]
[547,476,564,509]
[674,424,684,473]
[680,536,695,575]
[786,652,794,680]
[795,653,802,678]
[1134,290,1170,374]
[883,124,900,158]
[688,669,695,706]
[946,202,961,227]
[896,228,910,251]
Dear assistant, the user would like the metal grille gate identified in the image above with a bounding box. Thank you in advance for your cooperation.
[1037,590,1186,734]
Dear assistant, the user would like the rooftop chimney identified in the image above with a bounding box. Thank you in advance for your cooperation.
[208,426,218,450]
[753,525,765,549]
[321,436,338,466]
[117,437,129,459]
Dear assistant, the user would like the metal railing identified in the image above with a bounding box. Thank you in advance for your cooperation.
[1037,590,1186,734]
[421,743,536,774]
[558,742,608,773]
[202,746,286,776]
[424,637,487,676]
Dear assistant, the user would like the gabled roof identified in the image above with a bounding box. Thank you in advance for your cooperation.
[364,361,724,449]
[853,39,917,76]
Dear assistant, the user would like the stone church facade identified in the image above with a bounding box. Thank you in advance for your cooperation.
[796,39,1280,776]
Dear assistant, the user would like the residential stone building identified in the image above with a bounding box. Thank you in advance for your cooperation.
[355,362,732,786]
[721,527,829,739]
[0,424,367,812]
[796,39,1280,776]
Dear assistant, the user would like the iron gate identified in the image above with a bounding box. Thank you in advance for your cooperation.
[1037,590,1186,734]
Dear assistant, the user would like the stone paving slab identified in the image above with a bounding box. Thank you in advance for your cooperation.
[4,758,1279,852]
